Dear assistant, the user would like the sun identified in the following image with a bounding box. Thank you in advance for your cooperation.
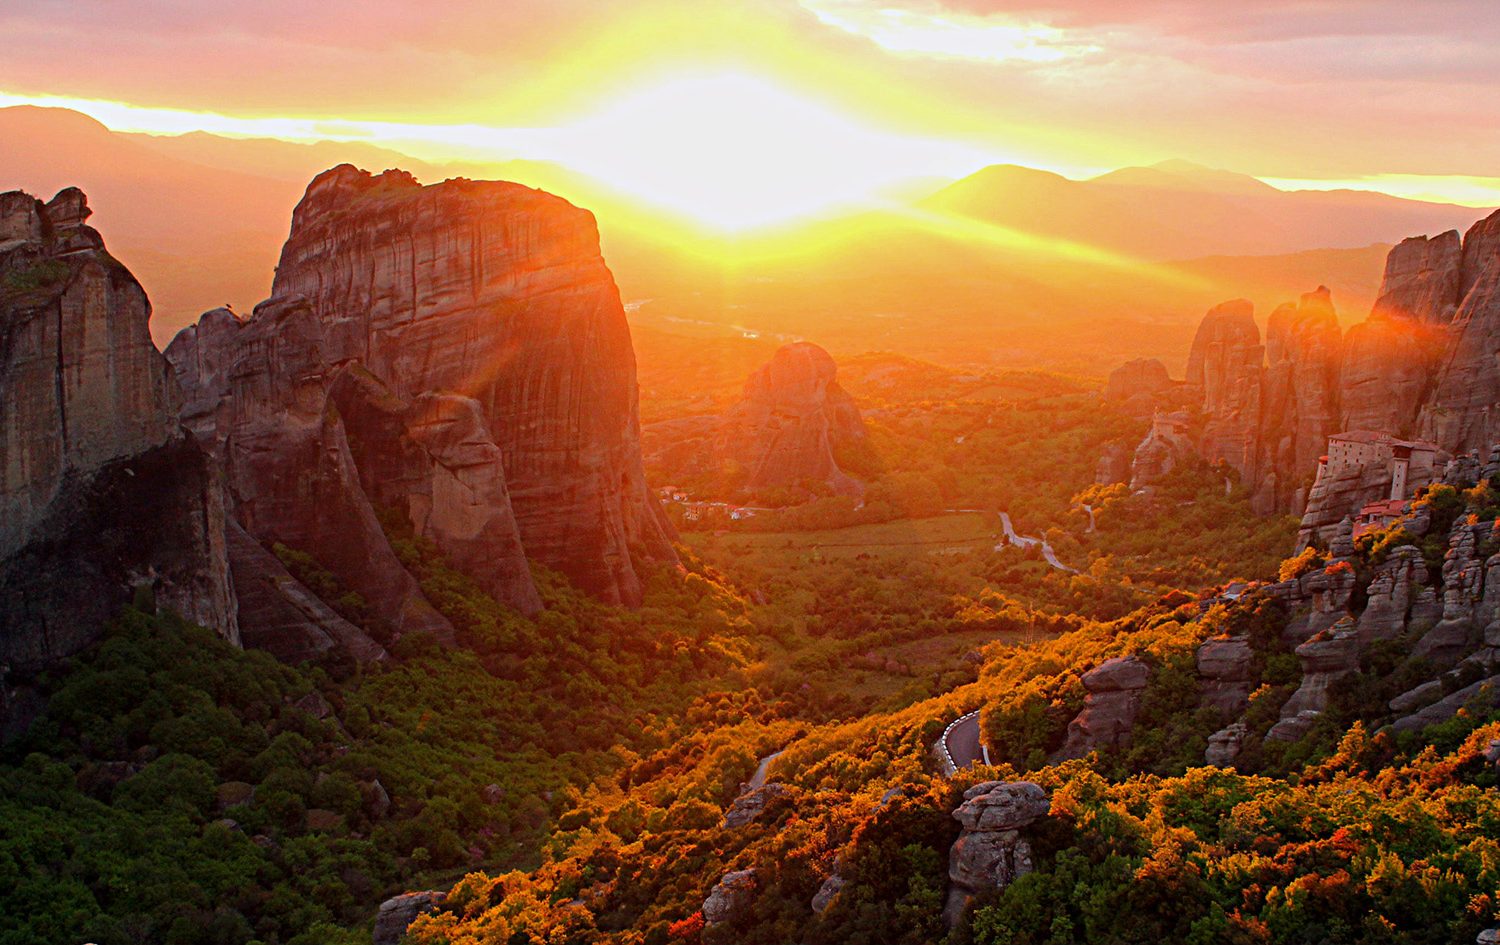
[538,72,988,232]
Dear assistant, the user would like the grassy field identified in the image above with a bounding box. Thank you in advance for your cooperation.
[687,511,1002,564]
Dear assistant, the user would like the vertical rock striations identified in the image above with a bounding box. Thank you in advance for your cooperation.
[0,188,236,668]
[170,165,677,619]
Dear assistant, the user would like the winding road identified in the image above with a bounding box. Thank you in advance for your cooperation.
[998,512,1079,574]
[939,710,990,775]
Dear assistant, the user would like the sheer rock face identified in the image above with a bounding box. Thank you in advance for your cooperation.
[1257,287,1343,513]
[1358,546,1435,643]
[724,342,868,496]
[171,165,675,612]
[167,301,455,644]
[1185,299,1263,476]
[944,781,1050,928]
[1418,211,1500,453]
[0,188,236,669]
[224,520,387,664]
[1341,232,1463,435]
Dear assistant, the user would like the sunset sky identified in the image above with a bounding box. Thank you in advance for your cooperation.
[4,0,1499,228]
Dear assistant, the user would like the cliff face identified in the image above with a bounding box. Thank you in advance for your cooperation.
[1341,232,1462,436]
[0,188,236,668]
[725,342,868,496]
[1104,207,1500,530]
[170,165,675,613]
[1417,212,1500,453]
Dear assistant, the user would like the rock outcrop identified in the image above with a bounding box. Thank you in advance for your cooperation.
[1418,212,1500,453]
[0,187,237,670]
[944,780,1050,928]
[1055,656,1150,760]
[169,165,677,622]
[1100,208,1500,528]
[1340,232,1462,435]
[724,342,868,496]
[1104,358,1173,415]
[1196,635,1255,715]
[1268,616,1361,741]
[703,869,758,926]
[373,891,446,945]
[642,341,870,499]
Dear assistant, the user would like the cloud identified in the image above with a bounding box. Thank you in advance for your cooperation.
[799,0,1100,63]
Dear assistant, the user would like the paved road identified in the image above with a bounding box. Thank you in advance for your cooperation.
[747,750,782,790]
[940,710,989,774]
[998,511,1079,574]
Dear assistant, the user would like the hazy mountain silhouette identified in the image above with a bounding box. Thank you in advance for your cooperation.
[925,159,1486,260]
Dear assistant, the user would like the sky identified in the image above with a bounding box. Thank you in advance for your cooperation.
[2,0,1499,227]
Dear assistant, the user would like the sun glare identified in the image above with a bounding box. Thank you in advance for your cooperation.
[535,72,990,231]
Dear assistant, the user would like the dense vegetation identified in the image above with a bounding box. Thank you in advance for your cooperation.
[6,349,1495,944]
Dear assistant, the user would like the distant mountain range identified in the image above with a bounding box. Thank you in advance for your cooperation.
[925,158,1483,260]
[1,105,1491,373]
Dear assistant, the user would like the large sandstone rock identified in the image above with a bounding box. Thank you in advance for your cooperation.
[224,519,387,663]
[1055,656,1150,760]
[0,187,236,671]
[1256,287,1343,513]
[1186,299,1263,477]
[1340,232,1463,435]
[1418,210,1500,453]
[170,165,676,618]
[944,780,1050,928]
[1357,546,1435,642]
[1412,520,1489,666]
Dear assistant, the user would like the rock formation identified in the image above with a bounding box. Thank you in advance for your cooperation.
[1055,656,1150,760]
[1418,212,1500,453]
[1340,232,1462,435]
[169,165,677,621]
[373,891,446,945]
[642,341,870,499]
[725,342,868,496]
[1196,635,1255,716]
[0,187,236,669]
[1128,411,1192,490]
[1099,208,1500,529]
[703,868,758,926]
[1268,616,1361,741]
[943,780,1050,928]
[1104,358,1173,415]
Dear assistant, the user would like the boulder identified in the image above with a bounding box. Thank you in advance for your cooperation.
[1204,722,1248,767]
[944,781,1049,928]
[373,891,446,945]
[811,871,845,914]
[723,783,789,828]
[702,869,758,926]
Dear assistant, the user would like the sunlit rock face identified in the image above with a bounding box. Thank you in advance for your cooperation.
[0,187,237,668]
[171,165,675,615]
[1341,232,1462,437]
[1418,210,1500,453]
